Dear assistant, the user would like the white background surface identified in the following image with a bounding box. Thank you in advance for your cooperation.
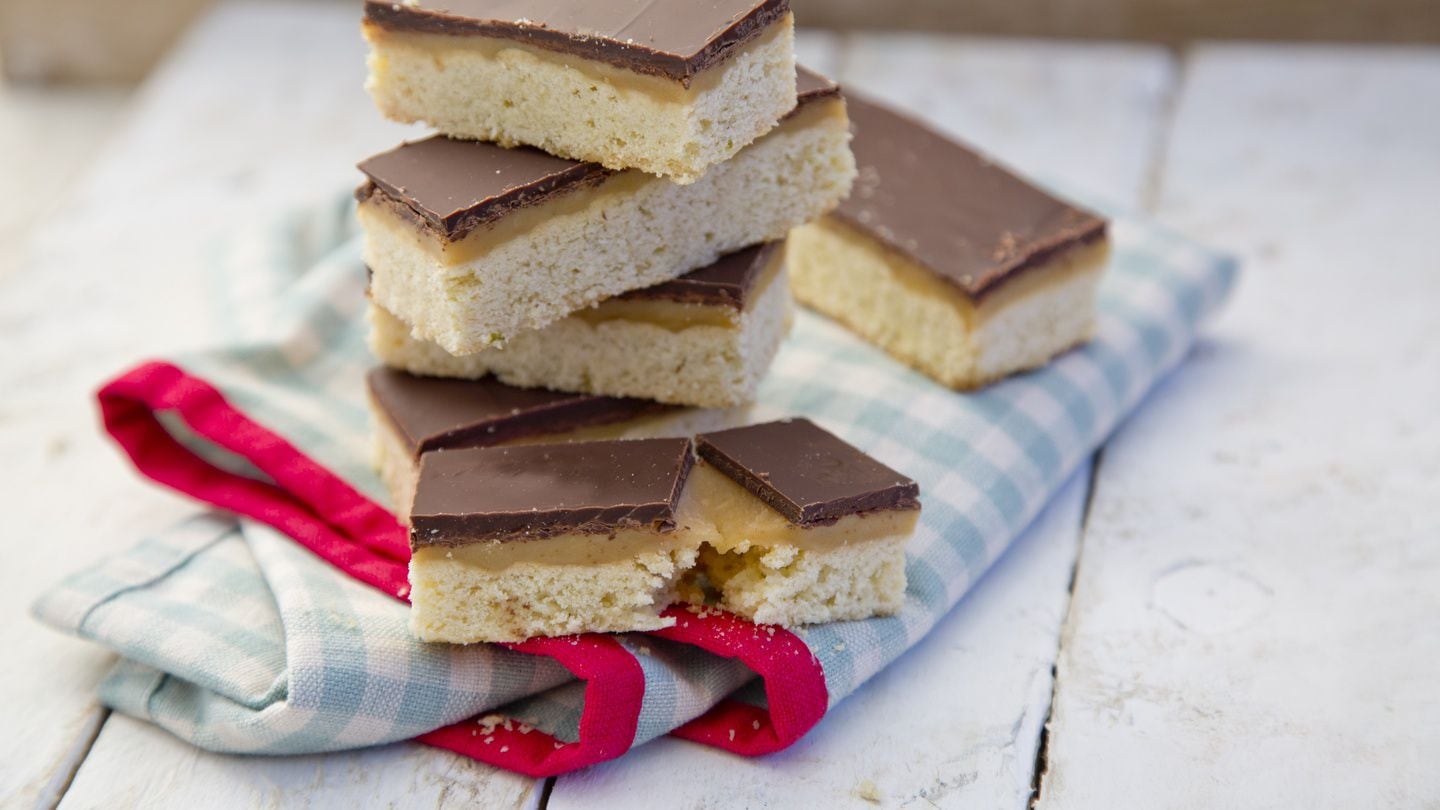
[1,4,1436,808]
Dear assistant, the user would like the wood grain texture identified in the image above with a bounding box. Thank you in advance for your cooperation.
[1036,45,1440,809]
[59,715,539,810]
[548,35,1176,810]
[0,83,129,283]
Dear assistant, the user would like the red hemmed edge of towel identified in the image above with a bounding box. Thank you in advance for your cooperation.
[650,607,828,755]
[418,635,645,777]
[97,361,412,596]
[95,360,830,772]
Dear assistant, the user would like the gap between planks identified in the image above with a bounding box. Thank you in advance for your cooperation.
[1028,41,1188,805]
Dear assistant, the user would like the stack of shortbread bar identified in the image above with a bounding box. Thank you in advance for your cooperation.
[353,0,934,644]
[354,0,1111,645]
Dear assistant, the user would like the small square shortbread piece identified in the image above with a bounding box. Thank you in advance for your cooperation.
[369,242,791,408]
[408,438,701,643]
[357,68,854,353]
[684,419,921,626]
[363,0,796,183]
[368,367,666,517]
[788,94,1111,390]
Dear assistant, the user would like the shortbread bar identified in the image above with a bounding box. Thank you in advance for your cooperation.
[369,242,791,408]
[788,94,1110,389]
[363,0,796,183]
[357,68,854,353]
[408,438,701,643]
[684,419,921,626]
[367,367,737,518]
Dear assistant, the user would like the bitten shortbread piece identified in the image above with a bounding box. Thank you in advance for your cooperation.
[684,419,921,626]
[357,68,854,353]
[788,94,1111,390]
[363,0,796,183]
[367,367,668,518]
[370,242,791,408]
[408,438,702,643]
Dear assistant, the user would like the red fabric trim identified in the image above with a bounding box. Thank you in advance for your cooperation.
[97,361,410,597]
[95,360,829,772]
[417,635,645,777]
[650,606,828,755]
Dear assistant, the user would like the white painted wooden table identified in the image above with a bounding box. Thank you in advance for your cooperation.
[3,4,1436,808]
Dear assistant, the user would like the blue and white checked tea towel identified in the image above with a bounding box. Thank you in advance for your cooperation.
[33,192,1235,775]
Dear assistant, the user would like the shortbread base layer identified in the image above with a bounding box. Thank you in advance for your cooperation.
[368,391,753,520]
[363,99,856,353]
[367,266,792,408]
[788,217,1110,390]
[364,15,796,183]
[692,535,909,626]
[408,545,698,643]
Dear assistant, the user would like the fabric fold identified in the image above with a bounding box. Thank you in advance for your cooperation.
[33,198,1236,776]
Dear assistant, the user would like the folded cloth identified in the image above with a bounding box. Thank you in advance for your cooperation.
[33,193,1235,777]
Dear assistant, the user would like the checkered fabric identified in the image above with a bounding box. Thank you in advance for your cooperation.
[33,192,1235,775]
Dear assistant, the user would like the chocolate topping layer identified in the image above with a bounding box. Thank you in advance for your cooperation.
[795,65,841,106]
[356,66,836,242]
[836,94,1108,300]
[367,368,663,458]
[357,137,610,241]
[364,0,789,84]
[617,242,779,308]
[411,438,695,546]
[696,418,920,526]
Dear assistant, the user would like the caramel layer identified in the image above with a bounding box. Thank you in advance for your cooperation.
[683,462,919,554]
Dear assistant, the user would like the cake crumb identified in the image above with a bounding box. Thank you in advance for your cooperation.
[855,780,882,803]
[751,720,761,730]
[834,642,846,652]
[500,745,510,753]
[728,729,736,742]
[518,723,534,735]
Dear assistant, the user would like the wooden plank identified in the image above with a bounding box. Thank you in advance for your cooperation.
[1,2,530,807]
[59,715,540,810]
[1037,45,1440,809]
[549,35,1176,809]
